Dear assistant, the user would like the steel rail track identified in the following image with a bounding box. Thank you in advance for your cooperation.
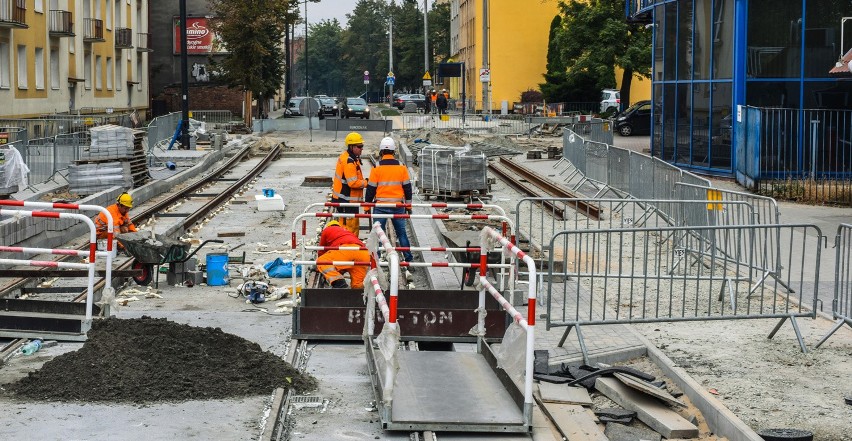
[491,157,601,220]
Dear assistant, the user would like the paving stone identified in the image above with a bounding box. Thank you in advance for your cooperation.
[604,422,662,441]
[595,408,637,420]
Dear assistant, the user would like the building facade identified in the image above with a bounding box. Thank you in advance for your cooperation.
[0,0,150,118]
[448,0,651,111]
[632,0,852,175]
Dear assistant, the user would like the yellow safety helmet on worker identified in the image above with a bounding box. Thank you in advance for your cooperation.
[325,219,341,228]
[344,132,364,146]
[117,192,133,208]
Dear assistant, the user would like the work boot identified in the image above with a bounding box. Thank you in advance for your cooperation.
[331,279,348,289]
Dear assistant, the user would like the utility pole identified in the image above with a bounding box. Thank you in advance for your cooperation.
[482,0,489,116]
[389,16,394,102]
[285,20,291,103]
[423,0,429,94]
[179,0,189,148]
[304,0,309,97]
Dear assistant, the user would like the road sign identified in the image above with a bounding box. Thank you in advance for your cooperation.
[299,97,319,116]
[479,68,490,82]
[386,76,395,86]
[364,70,370,84]
[423,71,432,87]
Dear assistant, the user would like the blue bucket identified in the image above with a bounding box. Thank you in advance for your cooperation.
[206,253,229,286]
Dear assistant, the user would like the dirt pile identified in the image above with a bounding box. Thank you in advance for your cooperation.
[4,317,316,403]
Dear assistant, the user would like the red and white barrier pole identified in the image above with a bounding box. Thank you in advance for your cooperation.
[0,208,99,322]
[370,222,399,325]
[311,201,508,217]
[0,200,114,295]
[479,226,536,424]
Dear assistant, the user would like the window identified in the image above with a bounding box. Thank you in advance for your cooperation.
[95,55,102,90]
[0,41,9,89]
[84,51,92,89]
[17,45,27,89]
[116,55,122,91]
[50,47,59,89]
[106,0,112,29]
[35,0,44,13]
[115,0,122,28]
[35,47,45,90]
[136,56,141,91]
[106,57,113,90]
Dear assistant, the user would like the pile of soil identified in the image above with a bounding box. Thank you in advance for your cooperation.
[4,317,316,403]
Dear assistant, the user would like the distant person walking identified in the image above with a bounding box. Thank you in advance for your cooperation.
[364,137,414,264]
[436,91,448,115]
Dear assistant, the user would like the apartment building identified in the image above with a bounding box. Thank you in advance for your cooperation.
[0,0,150,118]
[448,0,650,111]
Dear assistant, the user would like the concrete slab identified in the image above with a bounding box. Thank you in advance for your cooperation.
[595,377,698,439]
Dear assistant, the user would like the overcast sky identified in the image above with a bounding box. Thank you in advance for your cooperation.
[307,0,433,28]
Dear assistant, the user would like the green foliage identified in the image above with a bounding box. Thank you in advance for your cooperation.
[541,0,651,105]
[520,89,543,103]
[208,0,292,111]
[293,19,345,96]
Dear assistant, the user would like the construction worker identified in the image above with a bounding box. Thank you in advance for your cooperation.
[317,220,370,289]
[429,90,438,114]
[364,137,414,263]
[332,132,368,235]
[95,192,137,240]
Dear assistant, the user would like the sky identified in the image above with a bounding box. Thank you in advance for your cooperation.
[307,0,433,27]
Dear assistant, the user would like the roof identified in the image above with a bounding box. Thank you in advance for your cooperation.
[828,48,852,76]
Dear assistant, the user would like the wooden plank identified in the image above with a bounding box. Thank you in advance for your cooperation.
[217,231,246,238]
[540,402,608,441]
[539,382,594,406]
[595,377,698,439]
[614,372,686,408]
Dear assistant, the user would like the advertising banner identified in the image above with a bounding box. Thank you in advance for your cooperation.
[173,17,227,55]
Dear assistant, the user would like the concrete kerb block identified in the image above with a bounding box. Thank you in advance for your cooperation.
[630,330,764,441]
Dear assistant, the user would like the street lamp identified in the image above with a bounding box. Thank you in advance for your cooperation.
[303,0,320,97]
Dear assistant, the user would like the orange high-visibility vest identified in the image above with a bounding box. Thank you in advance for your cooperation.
[365,154,412,204]
[332,149,367,203]
[94,203,136,239]
[318,225,365,257]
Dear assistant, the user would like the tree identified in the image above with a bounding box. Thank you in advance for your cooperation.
[293,19,345,96]
[542,0,651,106]
[340,0,391,95]
[208,0,291,117]
[428,1,451,65]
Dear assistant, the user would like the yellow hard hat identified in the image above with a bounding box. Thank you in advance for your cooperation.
[345,132,364,146]
[325,220,341,228]
[117,192,133,208]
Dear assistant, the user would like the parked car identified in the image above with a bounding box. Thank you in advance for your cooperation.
[614,100,652,136]
[393,94,427,111]
[600,88,621,114]
[340,97,370,119]
[287,97,324,119]
[318,97,338,116]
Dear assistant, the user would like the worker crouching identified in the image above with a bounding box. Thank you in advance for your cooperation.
[95,192,137,240]
[317,220,370,289]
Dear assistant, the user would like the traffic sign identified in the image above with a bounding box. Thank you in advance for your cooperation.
[479,68,490,82]
[364,70,370,85]
[423,71,432,87]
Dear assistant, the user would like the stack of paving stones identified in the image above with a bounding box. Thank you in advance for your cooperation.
[417,145,488,196]
[69,125,147,195]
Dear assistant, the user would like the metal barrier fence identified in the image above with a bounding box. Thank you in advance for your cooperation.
[561,128,712,199]
[738,106,852,205]
[515,198,757,255]
[547,224,822,361]
[815,223,852,348]
[145,112,182,152]
[191,110,237,124]
[0,127,27,145]
[400,113,530,135]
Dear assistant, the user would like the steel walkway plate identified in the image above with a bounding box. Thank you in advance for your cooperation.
[391,351,524,427]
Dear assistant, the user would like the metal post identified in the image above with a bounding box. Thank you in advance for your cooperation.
[304,0,309,97]
[462,62,466,124]
[389,16,394,102]
[179,0,189,149]
[482,0,489,116]
[810,119,819,178]
[423,0,429,94]
[285,20,291,103]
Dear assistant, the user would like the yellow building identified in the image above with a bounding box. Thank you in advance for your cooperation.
[448,0,649,111]
[0,0,149,118]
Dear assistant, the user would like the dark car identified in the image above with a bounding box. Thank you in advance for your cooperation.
[614,100,652,136]
[340,97,370,119]
[287,97,324,119]
[393,94,427,111]
[318,97,338,116]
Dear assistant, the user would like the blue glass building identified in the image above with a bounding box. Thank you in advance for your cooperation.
[630,0,852,177]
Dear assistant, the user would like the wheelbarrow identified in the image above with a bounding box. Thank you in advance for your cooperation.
[117,232,224,287]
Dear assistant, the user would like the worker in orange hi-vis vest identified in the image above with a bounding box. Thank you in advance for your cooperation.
[95,192,137,240]
[364,137,414,264]
[332,132,369,235]
[317,220,370,289]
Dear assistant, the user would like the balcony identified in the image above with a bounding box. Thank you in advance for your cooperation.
[48,10,74,37]
[0,0,27,28]
[83,18,104,42]
[115,27,133,49]
[136,32,153,52]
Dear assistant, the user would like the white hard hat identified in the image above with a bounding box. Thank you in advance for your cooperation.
[379,137,396,152]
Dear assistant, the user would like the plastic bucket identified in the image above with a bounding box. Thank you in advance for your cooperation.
[440,114,449,121]
[206,253,229,286]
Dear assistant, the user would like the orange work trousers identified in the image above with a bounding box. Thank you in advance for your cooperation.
[317,249,369,289]
[338,216,360,236]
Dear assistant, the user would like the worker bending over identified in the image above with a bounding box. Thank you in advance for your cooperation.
[332,132,368,235]
[95,192,137,240]
[317,220,370,289]
[364,137,414,263]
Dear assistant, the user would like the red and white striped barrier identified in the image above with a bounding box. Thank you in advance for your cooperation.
[478,226,536,422]
[305,245,483,253]
[0,200,115,295]
[309,201,508,217]
[0,208,99,322]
